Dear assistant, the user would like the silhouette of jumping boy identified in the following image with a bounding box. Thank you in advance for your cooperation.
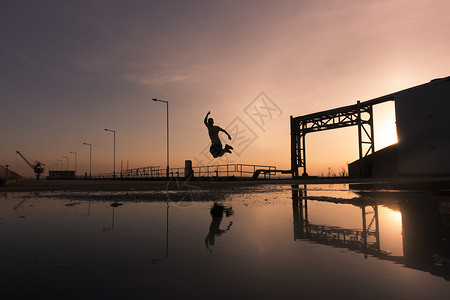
[205,203,234,251]
[204,111,233,158]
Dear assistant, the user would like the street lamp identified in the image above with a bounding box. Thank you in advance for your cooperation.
[104,129,116,179]
[58,159,63,171]
[152,98,169,177]
[83,142,92,179]
[70,151,77,175]
[63,156,69,171]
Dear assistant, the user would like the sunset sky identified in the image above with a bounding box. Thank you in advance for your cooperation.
[1,0,450,177]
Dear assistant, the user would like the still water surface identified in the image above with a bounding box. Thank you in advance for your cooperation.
[1,184,450,299]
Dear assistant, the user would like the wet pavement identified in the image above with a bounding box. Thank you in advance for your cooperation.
[1,183,450,299]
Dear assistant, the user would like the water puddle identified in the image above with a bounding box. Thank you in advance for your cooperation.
[1,184,449,299]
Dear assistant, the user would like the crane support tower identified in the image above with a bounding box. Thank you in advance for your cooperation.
[16,151,45,180]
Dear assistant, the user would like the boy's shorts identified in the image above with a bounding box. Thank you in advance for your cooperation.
[210,144,222,158]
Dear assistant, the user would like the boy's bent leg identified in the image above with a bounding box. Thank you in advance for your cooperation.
[210,144,223,158]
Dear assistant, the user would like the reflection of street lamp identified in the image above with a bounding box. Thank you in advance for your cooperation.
[103,202,123,232]
[70,151,77,174]
[104,129,116,179]
[151,201,169,264]
[83,142,92,178]
[166,201,169,259]
[152,98,169,177]
[63,156,69,171]
[5,164,9,183]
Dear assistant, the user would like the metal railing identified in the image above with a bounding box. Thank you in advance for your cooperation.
[93,166,162,179]
[90,163,277,180]
[236,164,277,179]
[193,164,237,177]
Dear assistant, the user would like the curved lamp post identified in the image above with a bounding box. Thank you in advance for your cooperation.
[104,129,116,179]
[152,98,169,177]
[63,156,69,171]
[83,142,92,178]
[70,151,77,175]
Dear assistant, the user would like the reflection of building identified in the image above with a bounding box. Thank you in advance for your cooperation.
[292,185,450,280]
[400,196,450,279]
[290,76,450,178]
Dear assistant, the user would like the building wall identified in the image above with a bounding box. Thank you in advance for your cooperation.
[348,144,398,178]
[395,79,450,175]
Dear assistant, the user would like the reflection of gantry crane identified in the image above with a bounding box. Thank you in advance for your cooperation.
[16,151,45,180]
[291,185,384,258]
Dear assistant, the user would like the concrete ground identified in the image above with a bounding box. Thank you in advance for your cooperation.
[1,176,450,192]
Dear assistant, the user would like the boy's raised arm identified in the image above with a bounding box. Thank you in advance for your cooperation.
[204,111,210,126]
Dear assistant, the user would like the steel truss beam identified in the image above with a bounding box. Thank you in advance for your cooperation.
[291,100,388,177]
[289,77,450,177]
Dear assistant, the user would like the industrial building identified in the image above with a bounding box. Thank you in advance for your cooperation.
[290,76,450,178]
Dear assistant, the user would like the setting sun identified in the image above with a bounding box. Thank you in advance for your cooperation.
[374,101,398,151]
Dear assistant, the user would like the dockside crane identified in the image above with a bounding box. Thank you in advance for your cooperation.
[16,151,45,180]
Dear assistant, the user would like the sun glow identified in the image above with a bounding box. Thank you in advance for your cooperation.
[379,207,403,256]
[373,101,398,151]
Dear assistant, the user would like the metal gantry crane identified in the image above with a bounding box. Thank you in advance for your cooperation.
[16,151,45,180]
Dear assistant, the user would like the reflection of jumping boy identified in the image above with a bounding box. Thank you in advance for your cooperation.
[204,111,233,158]
[205,203,233,251]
